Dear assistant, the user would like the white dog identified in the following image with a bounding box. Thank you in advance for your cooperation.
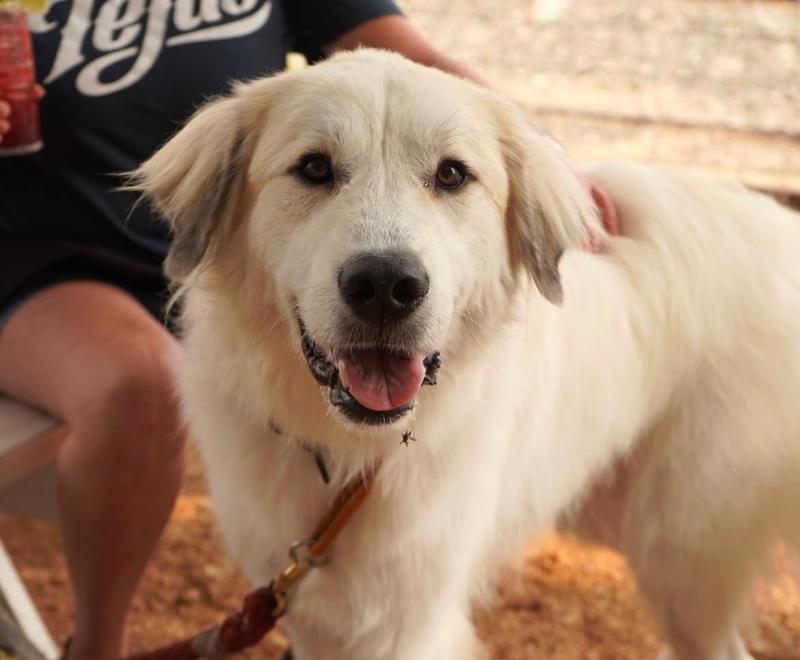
[134,50,800,660]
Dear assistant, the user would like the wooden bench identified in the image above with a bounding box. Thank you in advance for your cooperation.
[0,396,65,659]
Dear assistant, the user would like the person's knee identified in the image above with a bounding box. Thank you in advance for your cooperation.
[76,328,186,462]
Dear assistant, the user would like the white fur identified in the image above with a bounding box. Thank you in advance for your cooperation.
[136,51,800,660]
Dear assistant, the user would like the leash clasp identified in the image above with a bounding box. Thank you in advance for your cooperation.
[271,560,309,617]
[268,467,379,619]
[270,536,331,616]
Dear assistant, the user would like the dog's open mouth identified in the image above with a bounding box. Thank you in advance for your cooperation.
[299,319,441,425]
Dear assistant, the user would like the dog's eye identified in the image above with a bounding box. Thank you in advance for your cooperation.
[298,154,333,185]
[435,160,468,190]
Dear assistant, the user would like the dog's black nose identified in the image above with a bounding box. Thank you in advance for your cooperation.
[338,253,430,324]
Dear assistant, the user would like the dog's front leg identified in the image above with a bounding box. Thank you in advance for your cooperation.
[283,599,485,660]
[417,607,487,660]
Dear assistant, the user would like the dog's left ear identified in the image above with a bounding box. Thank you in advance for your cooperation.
[492,101,598,304]
[130,81,268,281]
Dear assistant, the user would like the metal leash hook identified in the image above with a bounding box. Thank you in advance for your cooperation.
[270,557,308,618]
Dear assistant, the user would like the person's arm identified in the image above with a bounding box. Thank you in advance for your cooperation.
[324,14,488,86]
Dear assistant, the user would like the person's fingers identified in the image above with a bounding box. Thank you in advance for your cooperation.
[589,182,620,236]
[575,169,620,236]
[0,87,44,144]
[0,100,11,143]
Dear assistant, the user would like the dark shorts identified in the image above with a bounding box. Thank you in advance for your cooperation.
[0,237,175,331]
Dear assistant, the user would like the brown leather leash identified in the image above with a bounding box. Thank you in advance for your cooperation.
[125,467,378,660]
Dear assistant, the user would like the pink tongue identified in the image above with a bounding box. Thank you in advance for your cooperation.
[340,350,426,412]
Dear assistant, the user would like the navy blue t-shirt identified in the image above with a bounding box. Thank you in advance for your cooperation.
[0,0,400,265]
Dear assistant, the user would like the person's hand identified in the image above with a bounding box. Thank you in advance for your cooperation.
[0,84,45,144]
[579,172,619,236]
[0,100,10,143]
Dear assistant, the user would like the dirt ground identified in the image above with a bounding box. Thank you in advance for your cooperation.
[2,447,800,658]
[2,0,800,658]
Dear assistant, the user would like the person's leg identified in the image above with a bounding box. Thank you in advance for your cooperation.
[0,280,186,658]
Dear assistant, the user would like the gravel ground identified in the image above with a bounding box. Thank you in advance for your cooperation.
[2,446,799,659]
[2,1,800,658]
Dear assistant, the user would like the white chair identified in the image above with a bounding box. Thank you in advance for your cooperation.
[0,396,64,659]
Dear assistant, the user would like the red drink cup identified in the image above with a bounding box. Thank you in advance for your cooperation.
[0,2,42,156]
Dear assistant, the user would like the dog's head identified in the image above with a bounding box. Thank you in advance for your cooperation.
[134,50,597,428]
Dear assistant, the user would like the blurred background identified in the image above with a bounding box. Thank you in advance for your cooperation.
[2,0,799,658]
[404,0,799,200]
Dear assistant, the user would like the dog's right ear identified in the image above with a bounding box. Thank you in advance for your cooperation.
[130,90,251,281]
[490,99,598,304]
